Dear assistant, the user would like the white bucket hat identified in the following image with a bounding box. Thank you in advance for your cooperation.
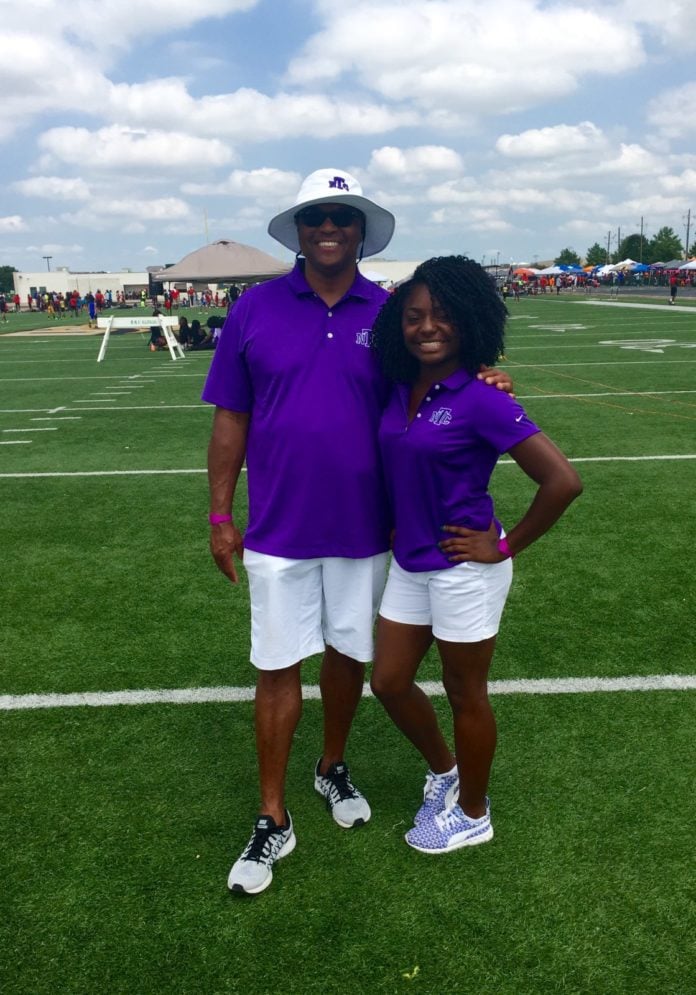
[268,168,395,258]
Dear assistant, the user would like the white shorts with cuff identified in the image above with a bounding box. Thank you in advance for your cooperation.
[379,554,513,643]
[243,550,389,671]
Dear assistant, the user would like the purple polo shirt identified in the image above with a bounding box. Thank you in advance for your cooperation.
[202,262,391,559]
[379,370,540,572]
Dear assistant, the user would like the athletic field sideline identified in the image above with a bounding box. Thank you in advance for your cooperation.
[1,296,694,994]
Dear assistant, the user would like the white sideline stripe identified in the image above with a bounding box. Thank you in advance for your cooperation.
[0,468,209,477]
[517,390,696,399]
[31,416,82,421]
[1,454,694,479]
[0,377,186,383]
[498,455,695,465]
[0,440,31,445]
[4,394,692,415]
[59,404,205,411]
[1,674,694,712]
[506,360,696,368]
[3,361,693,386]
[582,301,696,312]
[2,427,57,433]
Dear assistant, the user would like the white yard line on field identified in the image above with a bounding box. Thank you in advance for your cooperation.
[4,361,694,386]
[582,301,696,312]
[2,394,693,415]
[516,390,696,399]
[1,674,694,712]
[1,454,694,479]
[2,427,57,433]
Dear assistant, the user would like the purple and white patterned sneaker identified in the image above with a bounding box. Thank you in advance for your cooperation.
[413,767,459,826]
[405,800,493,854]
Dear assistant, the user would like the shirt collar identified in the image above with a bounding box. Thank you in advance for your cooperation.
[286,260,377,303]
[438,368,474,391]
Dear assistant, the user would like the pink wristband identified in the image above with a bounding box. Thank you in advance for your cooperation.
[209,513,233,525]
[497,537,514,559]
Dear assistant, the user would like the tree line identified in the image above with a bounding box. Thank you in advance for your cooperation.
[555,228,694,267]
[0,266,17,293]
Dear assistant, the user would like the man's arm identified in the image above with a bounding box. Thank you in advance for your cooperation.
[208,406,250,584]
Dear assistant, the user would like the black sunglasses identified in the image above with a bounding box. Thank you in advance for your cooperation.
[295,206,363,228]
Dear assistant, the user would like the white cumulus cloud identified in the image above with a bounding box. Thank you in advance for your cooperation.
[0,215,27,233]
[182,167,302,198]
[646,82,696,140]
[287,1,644,119]
[13,177,91,201]
[496,122,607,159]
[368,146,463,181]
[37,126,234,171]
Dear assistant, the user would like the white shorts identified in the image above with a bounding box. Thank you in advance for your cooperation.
[379,555,513,643]
[243,550,389,671]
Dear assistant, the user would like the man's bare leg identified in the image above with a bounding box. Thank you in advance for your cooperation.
[318,645,364,774]
[255,662,302,823]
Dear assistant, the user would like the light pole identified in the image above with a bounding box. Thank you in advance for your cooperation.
[637,217,645,263]
[42,255,52,272]
[684,209,691,259]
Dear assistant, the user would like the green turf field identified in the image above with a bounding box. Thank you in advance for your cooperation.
[1,297,694,994]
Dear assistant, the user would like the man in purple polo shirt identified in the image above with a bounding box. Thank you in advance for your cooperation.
[203,169,396,895]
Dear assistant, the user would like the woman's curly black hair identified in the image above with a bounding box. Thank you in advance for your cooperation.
[372,255,507,383]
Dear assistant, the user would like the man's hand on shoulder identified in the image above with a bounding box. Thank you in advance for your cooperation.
[477,365,514,397]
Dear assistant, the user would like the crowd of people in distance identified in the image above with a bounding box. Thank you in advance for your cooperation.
[6,283,243,319]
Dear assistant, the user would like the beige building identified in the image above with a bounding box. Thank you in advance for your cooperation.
[12,268,152,300]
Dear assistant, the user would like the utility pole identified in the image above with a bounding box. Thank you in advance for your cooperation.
[606,230,612,264]
[42,255,52,271]
[617,226,621,259]
[638,217,644,263]
[684,209,691,259]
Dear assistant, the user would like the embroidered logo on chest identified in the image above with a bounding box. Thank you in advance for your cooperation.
[355,328,373,347]
[429,407,452,426]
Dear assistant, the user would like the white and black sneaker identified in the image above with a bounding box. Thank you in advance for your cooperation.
[227,811,296,895]
[314,759,371,829]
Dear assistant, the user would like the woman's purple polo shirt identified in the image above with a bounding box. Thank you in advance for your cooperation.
[202,263,391,559]
[379,369,540,572]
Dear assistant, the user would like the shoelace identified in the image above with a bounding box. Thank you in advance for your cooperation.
[242,826,285,864]
[435,806,468,831]
[423,773,441,801]
[325,765,358,802]
[436,804,487,832]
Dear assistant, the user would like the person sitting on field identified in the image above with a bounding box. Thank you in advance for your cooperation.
[148,309,167,351]
[188,319,206,349]
[177,315,193,348]
[192,315,225,351]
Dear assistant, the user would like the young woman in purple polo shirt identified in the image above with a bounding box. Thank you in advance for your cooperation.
[370,255,582,854]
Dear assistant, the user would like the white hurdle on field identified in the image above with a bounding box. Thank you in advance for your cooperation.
[96,314,185,362]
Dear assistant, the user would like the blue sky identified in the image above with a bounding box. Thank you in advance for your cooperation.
[2,0,695,273]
